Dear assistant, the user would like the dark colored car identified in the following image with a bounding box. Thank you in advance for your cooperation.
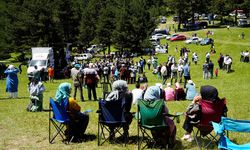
[200,38,214,45]
[170,35,186,41]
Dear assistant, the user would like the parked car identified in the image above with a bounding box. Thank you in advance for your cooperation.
[166,34,179,40]
[237,14,247,19]
[74,53,93,61]
[151,33,167,40]
[87,44,100,53]
[185,37,202,44]
[152,29,170,35]
[170,35,186,41]
[200,38,214,45]
[150,38,160,46]
[155,45,166,53]
[238,19,249,27]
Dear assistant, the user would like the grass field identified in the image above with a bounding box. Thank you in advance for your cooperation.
[1,27,250,150]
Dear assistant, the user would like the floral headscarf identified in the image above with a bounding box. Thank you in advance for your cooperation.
[106,80,128,101]
[144,86,161,101]
[55,82,71,103]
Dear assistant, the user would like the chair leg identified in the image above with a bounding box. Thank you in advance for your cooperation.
[98,122,101,146]
[194,129,202,150]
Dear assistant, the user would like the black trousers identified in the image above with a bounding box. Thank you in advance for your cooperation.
[73,85,84,101]
[87,84,97,100]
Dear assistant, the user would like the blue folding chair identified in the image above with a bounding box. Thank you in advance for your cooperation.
[212,117,250,150]
[49,97,73,144]
[97,98,128,146]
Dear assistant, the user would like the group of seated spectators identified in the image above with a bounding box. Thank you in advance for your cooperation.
[51,78,226,147]
[132,80,197,104]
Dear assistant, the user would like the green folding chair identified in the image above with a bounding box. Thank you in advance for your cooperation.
[137,99,180,150]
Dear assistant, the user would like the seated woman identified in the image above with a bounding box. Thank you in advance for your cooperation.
[105,80,133,138]
[27,77,45,112]
[175,82,186,100]
[164,83,175,101]
[55,82,89,140]
[138,72,148,83]
[185,80,197,100]
[181,85,227,142]
[143,86,176,147]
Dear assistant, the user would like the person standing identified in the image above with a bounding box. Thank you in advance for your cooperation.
[71,64,84,102]
[208,60,214,79]
[170,62,178,85]
[203,61,209,79]
[218,53,224,69]
[178,62,184,83]
[205,52,210,63]
[103,64,109,83]
[241,32,245,39]
[33,65,40,81]
[48,66,54,83]
[4,65,19,98]
[84,63,100,101]
[183,63,190,88]
[161,63,168,85]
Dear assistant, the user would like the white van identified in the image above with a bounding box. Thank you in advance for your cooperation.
[27,47,54,77]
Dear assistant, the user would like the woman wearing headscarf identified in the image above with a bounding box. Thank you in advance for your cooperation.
[185,80,197,100]
[55,82,89,140]
[105,80,133,138]
[27,77,45,112]
[143,86,176,147]
[4,65,19,98]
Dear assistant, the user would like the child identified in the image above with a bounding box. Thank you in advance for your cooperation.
[215,68,218,77]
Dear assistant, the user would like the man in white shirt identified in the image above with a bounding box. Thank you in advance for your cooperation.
[132,82,143,105]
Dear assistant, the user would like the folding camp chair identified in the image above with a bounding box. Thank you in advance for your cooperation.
[137,99,181,150]
[49,97,73,144]
[212,117,250,150]
[193,99,226,149]
[101,82,112,99]
[97,98,128,146]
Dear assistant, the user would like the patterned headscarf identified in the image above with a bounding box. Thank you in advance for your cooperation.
[144,86,161,101]
[106,80,128,101]
[55,82,71,103]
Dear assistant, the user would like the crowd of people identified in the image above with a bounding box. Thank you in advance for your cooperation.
[2,40,234,147]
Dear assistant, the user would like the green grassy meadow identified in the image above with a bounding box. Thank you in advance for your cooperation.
[1,27,250,149]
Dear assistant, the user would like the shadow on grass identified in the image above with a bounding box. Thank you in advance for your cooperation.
[82,134,97,142]
[0,96,29,100]
[71,134,97,143]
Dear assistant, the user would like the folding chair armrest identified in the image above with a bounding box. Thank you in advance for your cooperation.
[212,121,224,135]
[43,109,52,112]
[163,112,183,123]
[163,112,183,117]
